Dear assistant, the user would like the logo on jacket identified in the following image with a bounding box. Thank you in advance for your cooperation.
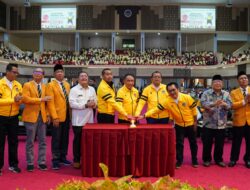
[182,102,186,107]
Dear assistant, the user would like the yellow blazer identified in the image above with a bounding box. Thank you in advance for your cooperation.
[22,81,48,123]
[0,77,22,117]
[230,86,250,127]
[46,80,70,122]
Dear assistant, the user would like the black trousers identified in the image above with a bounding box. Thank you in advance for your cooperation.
[118,119,130,124]
[72,126,83,163]
[97,113,114,124]
[230,125,250,163]
[202,127,225,163]
[0,115,19,168]
[51,116,70,163]
[175,124,198,164]
[146,117,169,124]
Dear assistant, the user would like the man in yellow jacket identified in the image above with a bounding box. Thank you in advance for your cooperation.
[97,68,131,123]
[229,71,250,168]
[135,71,170,124]
[0,63,22,175]
[116,74,139,123]
[138,82,198,169]
[22,68,51,172]
[46,64,71,170]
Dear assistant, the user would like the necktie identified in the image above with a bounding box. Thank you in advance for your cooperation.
[243,89,246,97]
[60,82,69,104]
[37,84,41,98]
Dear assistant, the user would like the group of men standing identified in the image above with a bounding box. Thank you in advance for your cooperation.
[0,63,249,176]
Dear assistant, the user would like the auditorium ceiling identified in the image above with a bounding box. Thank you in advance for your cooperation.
[2,0,250,6]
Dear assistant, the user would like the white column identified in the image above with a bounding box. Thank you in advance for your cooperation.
[140,32,145,53]
[75,32,80,53]
[3,32,9,44]
[111,32,116,53]
[177,33,181,55]
[213,34,218,53]
[39,33,44,53]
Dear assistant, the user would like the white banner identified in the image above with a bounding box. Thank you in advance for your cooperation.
[41,7,76,29]
[181,7,216,31]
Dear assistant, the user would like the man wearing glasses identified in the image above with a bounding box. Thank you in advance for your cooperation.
[201,75,232,167]
[0,63,22,175]
[135,71,170,124]
[22,68,51,172]
[138,82,198,169]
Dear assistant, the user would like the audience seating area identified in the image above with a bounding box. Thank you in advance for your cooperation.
[1,43,250,66]
[0,44,36,64]
[220,48,250,65]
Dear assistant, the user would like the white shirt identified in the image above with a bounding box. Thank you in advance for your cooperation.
[55,79,63,91]
[69,84,97,126]
[240,86,248,96]
[4,77,13,89]
[174,94,180,104]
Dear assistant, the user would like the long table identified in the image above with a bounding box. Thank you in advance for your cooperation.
[81,124,175,177]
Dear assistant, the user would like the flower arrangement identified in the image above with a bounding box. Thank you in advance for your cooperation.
[54,163,237,190]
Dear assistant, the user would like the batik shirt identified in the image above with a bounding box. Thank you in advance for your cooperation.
[201,89,232,129]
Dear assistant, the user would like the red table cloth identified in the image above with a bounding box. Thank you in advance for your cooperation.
[81,124,175,177]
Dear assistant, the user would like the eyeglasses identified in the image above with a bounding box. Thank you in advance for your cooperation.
[238,77,248,80]
[212,80,222,84]
[33,71,44,75]
[168,89,177,93]
[152,76,162,79]
[11,71,19,75]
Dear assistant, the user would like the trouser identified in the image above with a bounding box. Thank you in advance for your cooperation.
[118,119,130,124]
[51,116,70,163]
[146,117,169,124]
[175,124,198,164]
[97,113,114,124]
[0,115,19,169]
[72,126,83,163]
[202,127,225,163]
[230,124,250,163]
[25,114,46,165]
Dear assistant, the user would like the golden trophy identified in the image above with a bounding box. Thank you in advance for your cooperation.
[130,119,136,128]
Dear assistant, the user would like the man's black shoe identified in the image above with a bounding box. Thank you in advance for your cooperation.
[60,159,72,166]
[38,164,48,171]
[9,166,21,173]
[203,161,211,167]
[52,162,60,170]
[245,161,250,169]
[228,161,236,167]
[216,161,226,167]
[192,161,199,168]
[176,162,182,169]
[27,165,34,172]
